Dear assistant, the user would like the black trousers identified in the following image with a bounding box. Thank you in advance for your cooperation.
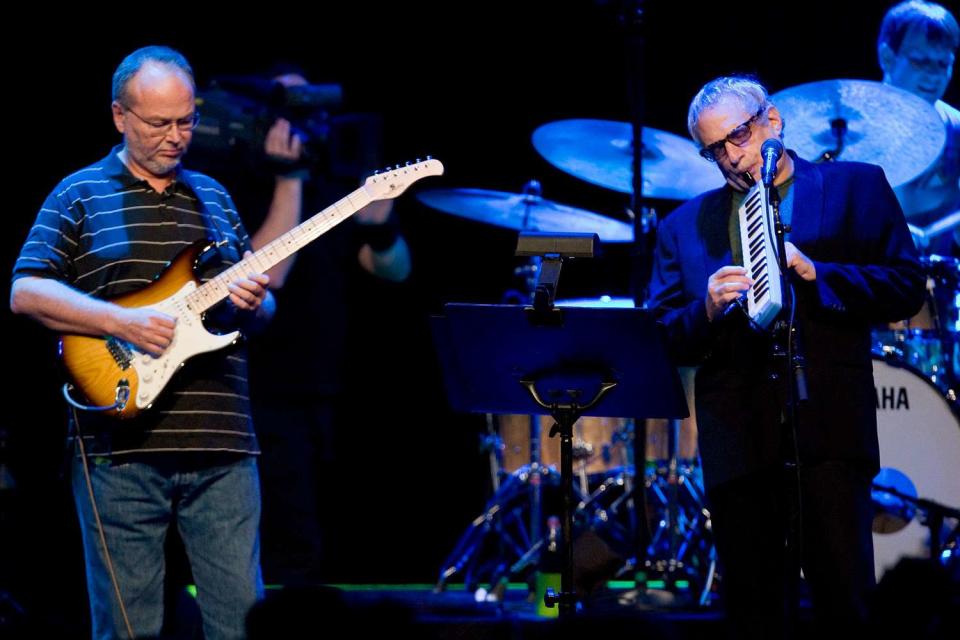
[707,460,876,639]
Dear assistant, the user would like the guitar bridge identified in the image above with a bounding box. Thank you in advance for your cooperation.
[106,338,133,370]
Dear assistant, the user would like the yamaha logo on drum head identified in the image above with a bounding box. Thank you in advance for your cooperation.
[876,385,910,410]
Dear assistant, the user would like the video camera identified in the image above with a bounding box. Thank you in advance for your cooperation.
[190,75,383,180]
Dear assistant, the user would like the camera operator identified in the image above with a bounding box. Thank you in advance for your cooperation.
[193,66,410,584]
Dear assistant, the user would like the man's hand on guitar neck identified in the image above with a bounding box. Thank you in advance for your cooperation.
[226,253,271,313]
[217,251,276,335]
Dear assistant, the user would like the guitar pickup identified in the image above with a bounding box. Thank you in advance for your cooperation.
[106,337,133,370]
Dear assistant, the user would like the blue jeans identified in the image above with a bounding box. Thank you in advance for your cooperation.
[72,452,264,640]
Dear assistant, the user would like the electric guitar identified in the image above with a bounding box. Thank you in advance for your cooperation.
[60,158,444,418]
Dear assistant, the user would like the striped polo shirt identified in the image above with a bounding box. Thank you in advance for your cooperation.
[13,145,261,457]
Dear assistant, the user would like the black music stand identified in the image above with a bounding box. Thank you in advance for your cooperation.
[432,302,688,618]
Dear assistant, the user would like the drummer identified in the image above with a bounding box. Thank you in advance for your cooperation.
[878,1,959,255]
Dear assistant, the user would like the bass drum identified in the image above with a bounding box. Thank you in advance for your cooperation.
[872,357,960,580]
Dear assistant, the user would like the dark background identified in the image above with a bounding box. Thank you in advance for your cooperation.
[3,1,957,632]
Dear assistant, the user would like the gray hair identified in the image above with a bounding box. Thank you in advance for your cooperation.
[112,45,194,104]
[687,76,774,146]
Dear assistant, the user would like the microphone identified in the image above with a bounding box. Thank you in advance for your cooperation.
[761,138,784,187]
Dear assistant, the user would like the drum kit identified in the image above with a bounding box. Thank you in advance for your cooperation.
[426,79,959,601]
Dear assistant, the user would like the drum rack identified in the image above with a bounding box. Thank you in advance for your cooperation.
[433,417,719,608]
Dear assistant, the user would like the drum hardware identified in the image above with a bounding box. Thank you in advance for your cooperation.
[436,406,718,607]
[909,210,960,251]
[872,480,960,570]
[433,459,719,606]
[433,462,574,595]
[479,413,503,494]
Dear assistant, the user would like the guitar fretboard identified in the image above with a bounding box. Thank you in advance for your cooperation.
[185,188,372,314]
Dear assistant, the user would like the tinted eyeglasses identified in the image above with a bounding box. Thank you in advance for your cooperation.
[698,107,765,162]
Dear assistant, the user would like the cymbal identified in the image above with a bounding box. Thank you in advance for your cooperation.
[416,187,634,242]
[532,119,725,199]
[770,79,945,188]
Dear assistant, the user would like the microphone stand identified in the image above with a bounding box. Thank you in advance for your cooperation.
[872,482,960,562]
[768,186,809,406]
[767,180,809,631]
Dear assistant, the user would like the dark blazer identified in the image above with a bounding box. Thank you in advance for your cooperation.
[647,155,925,490]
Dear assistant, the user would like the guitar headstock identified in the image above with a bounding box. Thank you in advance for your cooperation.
[362,158,444,200]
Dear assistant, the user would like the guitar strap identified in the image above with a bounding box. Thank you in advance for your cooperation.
[183,176,235,269]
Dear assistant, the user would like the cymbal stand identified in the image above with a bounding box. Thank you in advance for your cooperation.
[597,414,717,605]
[519,179,542,230]
[479,413,502,494]
[817,117,847,162]
[434,462,561,593]
[666,419,681,569]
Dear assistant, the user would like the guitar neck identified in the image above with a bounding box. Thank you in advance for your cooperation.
[187,186,372,314]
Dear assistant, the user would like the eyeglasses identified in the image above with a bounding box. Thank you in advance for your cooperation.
[122,104,200,136]
[698,107,765,162]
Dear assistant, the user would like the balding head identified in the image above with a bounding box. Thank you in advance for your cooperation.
[112,45,194,106]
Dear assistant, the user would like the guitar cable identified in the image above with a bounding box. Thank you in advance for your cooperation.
[71,406,137,639]
[62,383,130,413]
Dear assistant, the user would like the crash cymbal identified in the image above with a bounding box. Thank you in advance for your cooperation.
[532,119,725,199]
[770,79,945,188]
[416,185,634,242]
